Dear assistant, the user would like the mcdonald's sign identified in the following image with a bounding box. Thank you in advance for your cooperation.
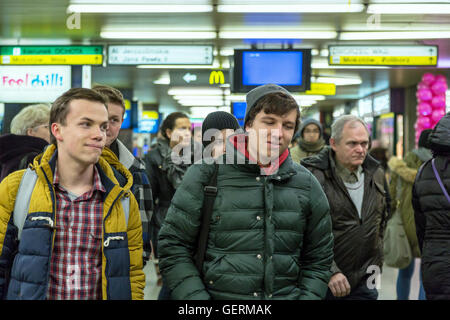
[169,69,228,86]
[209,70,225,85]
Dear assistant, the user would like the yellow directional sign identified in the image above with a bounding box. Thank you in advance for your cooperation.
[305,83,336,96]
[1,55,102,65]
[0,46,103,65]
[334,56,437,66]
[329,45,438,66]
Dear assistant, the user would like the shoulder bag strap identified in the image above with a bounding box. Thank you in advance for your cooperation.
[432,158,450,203]
[194,163,219,273]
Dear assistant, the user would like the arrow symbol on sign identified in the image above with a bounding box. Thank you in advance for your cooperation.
[183,73,197,83]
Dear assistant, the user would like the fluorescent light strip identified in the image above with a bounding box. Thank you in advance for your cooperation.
[217,4,363,13]
[314,77,362,86]
[230,94,325,101]
[367,4,450,15]
[180,101,225,106]
[174,95,230,101]
[340,31,450,40]
[168,87,229,96]
[67,4,213,13]
[101,31,216,39]
[219,31,337,39]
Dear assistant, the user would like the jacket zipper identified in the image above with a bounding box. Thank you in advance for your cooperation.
[41,166,57,299]
[103,189,124,300]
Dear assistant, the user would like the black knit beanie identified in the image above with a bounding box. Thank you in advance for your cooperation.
[201,111,240,147]
[418,129,432,149]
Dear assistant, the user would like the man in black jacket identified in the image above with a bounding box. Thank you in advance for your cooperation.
[302,115,389,300]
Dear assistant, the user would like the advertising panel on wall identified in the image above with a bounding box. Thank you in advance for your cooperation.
[0,66,71,102]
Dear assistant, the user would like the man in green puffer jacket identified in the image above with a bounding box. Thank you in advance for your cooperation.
[158,84,334,300]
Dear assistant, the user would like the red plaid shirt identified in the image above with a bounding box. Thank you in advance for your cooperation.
[47,165,105,300]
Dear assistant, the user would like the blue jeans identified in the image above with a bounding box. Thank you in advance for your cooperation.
[396,259,426,300]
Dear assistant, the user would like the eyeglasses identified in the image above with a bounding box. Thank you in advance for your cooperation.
[33,124,49,130]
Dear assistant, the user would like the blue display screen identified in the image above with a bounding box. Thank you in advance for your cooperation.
[232,102,247,119]
[242,51,303,86]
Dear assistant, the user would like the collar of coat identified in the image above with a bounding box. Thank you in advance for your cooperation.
[107,139,145,171]
[225,132,296,179]
[32,144,134,196]
[301,145,381,177]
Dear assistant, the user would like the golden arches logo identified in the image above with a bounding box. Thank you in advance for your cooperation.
[209,70,225,85]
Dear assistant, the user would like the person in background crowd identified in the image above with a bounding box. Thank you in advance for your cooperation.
[302,115,389,300]
[92,85,153,265]
[0,88,144,300]
[369,145,389,174]
[412,112,450,300]
[193,126,203,145]
[388,129,432,300]
[143,112,200,299]
[0,104,50,182]
[201,111,240,159]
[290,118,326,163]
[158,84,334,300]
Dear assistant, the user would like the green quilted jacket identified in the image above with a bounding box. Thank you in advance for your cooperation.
[158,133,334,300]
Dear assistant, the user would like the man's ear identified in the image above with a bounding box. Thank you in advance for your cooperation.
[51,123,63,142]
[26,127,34,136]
[244,120,252,132]
[330,137,337,152]
[166,128,172,140]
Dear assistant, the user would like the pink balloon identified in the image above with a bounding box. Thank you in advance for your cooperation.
[416,88,433,101]
[435,74,447,83]
[417,82,429,90]
[431,118,440,128]
[431,108,446,122]
[422,73,436,86]
[417,116,432,129]
[431,81,448,95]
[417,102,432,116]
[431,95,446,109]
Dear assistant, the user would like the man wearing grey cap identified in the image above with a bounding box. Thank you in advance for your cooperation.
[157,84,334,300]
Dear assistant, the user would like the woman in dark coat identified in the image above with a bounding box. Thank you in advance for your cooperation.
[412,112,450,300]
[0,104,50,182]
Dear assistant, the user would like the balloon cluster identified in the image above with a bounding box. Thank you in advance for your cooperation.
[416,73,447,145]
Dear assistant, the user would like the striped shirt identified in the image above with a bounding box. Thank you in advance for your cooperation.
[47,165,105,300]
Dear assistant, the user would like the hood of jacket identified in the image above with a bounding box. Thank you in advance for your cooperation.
[298,118,323,139]
[428,112,450,150]
[0,134,48,163]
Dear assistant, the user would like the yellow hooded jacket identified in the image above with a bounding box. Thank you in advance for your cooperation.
[0,144,145,300]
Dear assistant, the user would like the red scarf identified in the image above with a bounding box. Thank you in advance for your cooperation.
[231,134,289,176]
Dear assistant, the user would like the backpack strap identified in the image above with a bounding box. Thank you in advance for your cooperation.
[194,163,219,273]
[13,168,38,240]
[432,158,450,203]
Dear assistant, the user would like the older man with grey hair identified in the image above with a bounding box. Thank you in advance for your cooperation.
[302,114,389,300]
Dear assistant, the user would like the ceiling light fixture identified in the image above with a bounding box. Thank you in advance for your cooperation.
[219,31,337,39]
[217,4,364,13]
[367,4,450,15]
[67,4,213,13]
[340,31,450,40]
[101,31,216,39]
